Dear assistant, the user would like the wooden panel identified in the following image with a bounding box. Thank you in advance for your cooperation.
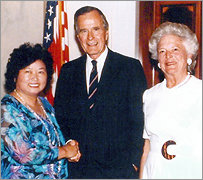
[139,1,202,88]
[139,1,153,88]
[154,1,202,80]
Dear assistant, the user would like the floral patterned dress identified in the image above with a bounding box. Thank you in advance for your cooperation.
[1,94,68,179]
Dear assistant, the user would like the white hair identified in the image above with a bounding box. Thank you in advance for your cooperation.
[149,22,199,61]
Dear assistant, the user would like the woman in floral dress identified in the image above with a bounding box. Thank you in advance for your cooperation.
[1,43,81,179]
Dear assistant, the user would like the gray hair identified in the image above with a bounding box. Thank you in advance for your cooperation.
[149,22,199,61]
[74,6,109,34]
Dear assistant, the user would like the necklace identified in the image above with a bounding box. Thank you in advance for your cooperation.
[176,74,192,89]
[14,89,62,177]
[166,74,192,89]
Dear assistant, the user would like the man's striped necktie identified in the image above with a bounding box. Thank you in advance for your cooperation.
[88,60,98,109]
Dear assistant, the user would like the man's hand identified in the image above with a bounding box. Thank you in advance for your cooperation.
[133,164,138,171]
[58,140,81,162]
[67,140,81,162]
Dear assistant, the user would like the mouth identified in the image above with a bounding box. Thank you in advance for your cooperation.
[87,42,98,46]
[29,83,40,88]
[165,62,176,66]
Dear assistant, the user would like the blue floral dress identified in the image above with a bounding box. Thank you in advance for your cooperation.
[1,94,68,179]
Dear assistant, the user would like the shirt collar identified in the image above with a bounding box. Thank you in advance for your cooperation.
[86,46,108,66]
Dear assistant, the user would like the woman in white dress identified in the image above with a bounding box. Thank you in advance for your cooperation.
[139,22,202,179]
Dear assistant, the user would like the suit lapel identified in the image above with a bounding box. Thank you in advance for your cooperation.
[98,50,120,91]
[75,55,88,98]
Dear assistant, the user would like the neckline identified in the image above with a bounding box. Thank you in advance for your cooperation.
[164,74,192,90]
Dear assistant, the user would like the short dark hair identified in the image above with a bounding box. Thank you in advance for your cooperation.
[74,6,109,34]
[5,42,54,94]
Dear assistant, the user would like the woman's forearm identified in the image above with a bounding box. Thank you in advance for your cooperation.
[139,139,150,178]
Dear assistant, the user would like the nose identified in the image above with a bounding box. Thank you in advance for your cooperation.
[30,72,38,80]
[87,31,94,40]
[166,50,173,58]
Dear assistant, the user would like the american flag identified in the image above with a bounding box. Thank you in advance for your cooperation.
[43,1,69,105]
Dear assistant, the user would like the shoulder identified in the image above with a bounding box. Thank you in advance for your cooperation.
[143,81,164,100]
[108,49,146,86]
[1,94,24,120]
[1,94,18,107]
[39,96,54,113]
[58,55,86,78]
[39,96,51,105]
[61,54,86,69]
[190,75,202,86]
[188,75,202,93]
[108,49,141,65]
[108,49,144,75]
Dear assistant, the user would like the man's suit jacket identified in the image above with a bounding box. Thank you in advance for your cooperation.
[54,49,147,178]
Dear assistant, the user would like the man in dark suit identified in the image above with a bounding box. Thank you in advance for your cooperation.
[54,6,147,179]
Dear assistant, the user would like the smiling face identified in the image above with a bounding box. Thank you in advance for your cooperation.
[157,34,189,79]
[16,60,47,97]
[76,10,109,60]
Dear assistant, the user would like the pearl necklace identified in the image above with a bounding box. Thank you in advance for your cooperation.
[14,89,62,177]
[176,74,191,88]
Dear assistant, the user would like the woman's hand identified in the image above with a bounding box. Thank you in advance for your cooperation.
[66,140,81,162]
[58,140,81,162]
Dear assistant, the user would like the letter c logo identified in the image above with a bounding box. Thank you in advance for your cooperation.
[161,140,176,160]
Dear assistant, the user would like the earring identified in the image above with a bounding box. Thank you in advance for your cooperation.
[158,63,161,69]
[187,58,192,65]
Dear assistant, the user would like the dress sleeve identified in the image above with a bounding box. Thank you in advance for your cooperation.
[1,103,59,165]
[143,126,150,139]
[142,90,150,140]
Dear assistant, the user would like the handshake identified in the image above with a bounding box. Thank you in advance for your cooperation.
[58,140,81,162]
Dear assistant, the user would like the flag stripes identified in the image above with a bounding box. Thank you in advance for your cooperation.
[43,1,69,105]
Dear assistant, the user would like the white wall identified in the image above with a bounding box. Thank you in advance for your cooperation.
[1,1,44,97]
[1,1,139,97]
[66,1,139,60]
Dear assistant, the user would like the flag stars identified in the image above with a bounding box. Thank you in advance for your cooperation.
[47,19,52,29]
[44,33,51,43]
[48,5,54,16]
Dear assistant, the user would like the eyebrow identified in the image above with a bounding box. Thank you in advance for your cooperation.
[24,67,46,70]
[39,67,46,69]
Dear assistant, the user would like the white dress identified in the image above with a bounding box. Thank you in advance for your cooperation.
[142,75,202,179]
